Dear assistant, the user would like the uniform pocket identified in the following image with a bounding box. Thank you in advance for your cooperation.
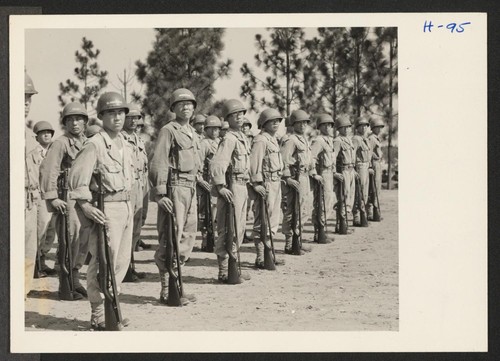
[99,162,125,192]
[177,148,196,172]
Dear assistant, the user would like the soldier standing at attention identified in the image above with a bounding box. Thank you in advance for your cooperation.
[192,114,207,139]
[68,92,133,329]
[149,88,199,305]
[121,103,148,282]
[280,110,319,255]
[310,114,343,244]
[352,116,373,227]
[25,72,40,297]
[367,117,385,220]
[332,115,357,233]
[210,99,252,283]
[40,102,89,300]
[219,120,229,139]
[249,108,284,268]
[29,121,57,278]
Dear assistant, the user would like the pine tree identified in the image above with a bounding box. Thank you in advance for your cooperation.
[135,28,232,133]
[58,37,108,119]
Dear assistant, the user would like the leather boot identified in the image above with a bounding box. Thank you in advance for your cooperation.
[90,302,105,331]
[159,272,195,306]
[254,240,265,269]
[40,254,57,275]
[72,269,88,297]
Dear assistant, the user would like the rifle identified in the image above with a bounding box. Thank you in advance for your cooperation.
[355,176,369,227]
[202,158,215,252]
[225,165,242,284]
[290,163,302,255]
[314,160,328,243]
[369,171,381,221]
[57,169,75,300]
[260,193,276,270]
[95,171,124,330]
[163,172,184,306]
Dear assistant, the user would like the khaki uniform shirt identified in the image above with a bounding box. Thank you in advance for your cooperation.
[311,134,336,173]
[198,137,220,181]
[332,136,356,168]
[352,135,372,164]
[149,120,201,196]
[249,131,283,183]
[210,129,251,185]
[68,131,134,201]
[26,126,41,198]
[121,131,147,183]
[280,133,316,178]
[368,133,383,162]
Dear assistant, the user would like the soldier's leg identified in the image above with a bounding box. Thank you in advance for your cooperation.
[232,182,248,249]
[36,199,56,276]
[251,192,264,267]
[319,171,335,243]
[68,199,88,296]
[85,223,105,329]
[215,196,229,280]
[25,200,38,296]
[281,183,294,250]
[173,186,197,262]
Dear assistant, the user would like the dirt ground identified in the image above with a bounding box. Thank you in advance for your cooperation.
[25,190,398,332]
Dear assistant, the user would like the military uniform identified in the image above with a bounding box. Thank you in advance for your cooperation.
[367,130,383,218]
[332,134,356,222]
[352,133,372,224]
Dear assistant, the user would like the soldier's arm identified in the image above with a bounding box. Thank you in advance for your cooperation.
[249,137,266,183]
[149,127,173,197]
[280,138,296,178]
[68,142,98,202]
[210,136,235,186]
[39,139,66,200]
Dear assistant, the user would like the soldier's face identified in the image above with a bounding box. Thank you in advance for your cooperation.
[293,120,307,134]
[124,115,140,132]
[220,129,227,138]
[174,101,195,121]
[194,123,204,134]
[24,94,32,118]
[65,115,87,136]
[372,126,382,135]
[205,126,220,139]
[320,123,334,136]
[227,111,245,130]
[264,118,281,134]
[36,130,53,146]
[100,108,126,134]
[338,126,348,136]
[356,124,368,136]
[242,124,250,133]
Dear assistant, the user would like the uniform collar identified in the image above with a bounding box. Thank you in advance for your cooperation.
[64,131,86,149]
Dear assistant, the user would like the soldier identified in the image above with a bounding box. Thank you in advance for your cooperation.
[121,103,148,282]
[210,99,252,283]
[280,109,319,255]
[352,116,373,227]
[242,117,254,242]
[332,115,356,234]
[197,115,221,252]
[310,114,343,244]
[25,72,40,297]
[249,108,284,268]
[219,120,229,139]
[40,102,89,300]
[367,117,384,220]
[85,124,102,138]
[68,92,133,330]
[192,114,207,138]
[149,88,199,305]
[29,121,57,278]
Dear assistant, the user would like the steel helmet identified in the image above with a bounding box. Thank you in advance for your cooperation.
[193,114,207,125]
[221,121,229,130]
[222,99,246,119]
[289,109,310,125]
[257,108,283,129]
[25,72,38,95]
[85,124,102,138]
[33,121,54,135]
[370,117,385,129]
[169,88,197,111]
[335,115,351,129]
[205,115,222,128]
[62,102,88,124]
[127,103,143,118]
[354,115,370,127]
[316,113,334,127]
[96,92,129,117]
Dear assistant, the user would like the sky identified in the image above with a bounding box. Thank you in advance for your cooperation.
[25,27,319,138]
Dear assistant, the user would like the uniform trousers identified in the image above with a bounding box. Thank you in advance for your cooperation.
[58,198,88,270]
[25,193,38,296]
[354,162,369,216]
[281,173,312,239]
[252,179,281,245]
[367,160,382,214]
[37,198,57,257]
[131,179,144,250]
[335,167,356,218]
[312,170,337,227]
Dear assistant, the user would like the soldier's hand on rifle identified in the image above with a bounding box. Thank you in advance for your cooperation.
[312,174,324,185]
[334,173,344,182]
[368,168,375,175]
[218,187,234,204]
[80,202,106,225]
[198,180,211,193]
[158,196,174,214]
[286,177,300,192]
[253,184,267,198]
[354,171,360,180]
[50,198,67,213]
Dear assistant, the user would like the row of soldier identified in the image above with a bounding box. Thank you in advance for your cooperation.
[24,73,384,331]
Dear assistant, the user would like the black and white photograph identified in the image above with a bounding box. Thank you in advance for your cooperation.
[10,13,486,353]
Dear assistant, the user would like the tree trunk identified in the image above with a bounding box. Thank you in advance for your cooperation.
[387,37,394,190]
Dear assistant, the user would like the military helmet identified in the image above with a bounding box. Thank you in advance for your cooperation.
[193,114,207,125]
[205,115,222,128]
[335,115,351,129]
[25,72,38,95]
[289,109,310,125]
[242,117,253,129]
[62,102,89,124]
[221,121,230,130]
[370,117,385,128]
[354,115,370,127]
[96,92,129,117]
[222,99,246,119]
[316,113,334,127]
[169,88,197,111]
[85,124,102,138]
[127,103,143,118]
[33,121,54,135]
[257,108,283,129]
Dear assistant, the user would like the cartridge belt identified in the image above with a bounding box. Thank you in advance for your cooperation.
[231,173,249,185]
[340,164,355,171]
[102,191,131,202]
[263,170,282,182]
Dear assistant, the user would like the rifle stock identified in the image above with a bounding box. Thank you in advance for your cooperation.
[225,166,242,284]
[203,159,215,252]
[290,164,302,255]
[96,171,124,330]
[355,176,369,227]
[260,194,276,270]
[369,172,381,221]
